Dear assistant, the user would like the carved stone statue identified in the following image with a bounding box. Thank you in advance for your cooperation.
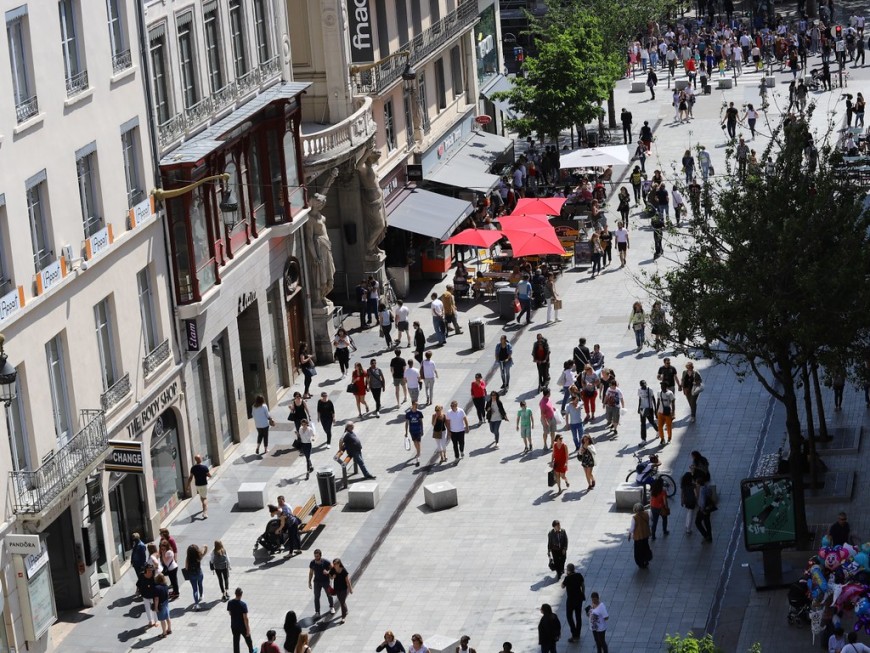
[304,168,339,307]
[357,146,387,258]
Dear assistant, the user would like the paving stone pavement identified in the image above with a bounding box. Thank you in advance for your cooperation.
[52,27,870,653]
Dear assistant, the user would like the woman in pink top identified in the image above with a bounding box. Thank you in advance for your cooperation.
[539,388,557,450]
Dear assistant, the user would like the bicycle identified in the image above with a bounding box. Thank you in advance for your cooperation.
[382,280,397,307]
[625,452,676,500]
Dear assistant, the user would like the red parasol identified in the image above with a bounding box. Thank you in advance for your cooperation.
[497,214,551,230]
[511,197,566,216]
[502,228,567,257]
[442,228,504,248]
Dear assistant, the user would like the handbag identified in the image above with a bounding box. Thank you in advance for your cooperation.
[548,553,556,571]
[181,568,190,581]
[513,298,521,313]
[661,504,671,517]
[308,366,318,377]
[325,585,336,596]
[692,382,705,396]
[346,382,357,394]
[554,299,563,310]
[432,430,443,439]
[547,470,556,487]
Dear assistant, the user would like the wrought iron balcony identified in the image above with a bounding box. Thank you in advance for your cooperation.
[112,49,132,73]
[301,96,377,169]
[100,373,131,412]
[158,57,282,148]
[351,0,478,95]
[143,339,171,377]
[9,410,108,514]
[15,95,38,123]
[66,69,89,97]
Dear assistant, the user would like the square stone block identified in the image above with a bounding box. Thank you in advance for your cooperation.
[427,635,460,653]
[717,77,734,89]
[348,481,379,510]
[615,482,644,511]
[675,79,689,90]
[237,482,268,510]
[423,481,458,511]
[764,76,776,87]
[631,81,647,93]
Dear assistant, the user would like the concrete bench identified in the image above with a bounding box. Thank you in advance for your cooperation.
[237,482,268,510]
[717,77,734,89]
[675,79,689,90]
[424,481,458,511]
[348,481,380,510]
[631,81,647,93]
[615,482,644,511]
[764,75,776,87]
[427,635,460,653]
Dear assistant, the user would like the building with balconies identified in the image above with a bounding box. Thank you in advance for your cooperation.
[142,0,312,497]
[290,0,512,356]
[0,0,184,648]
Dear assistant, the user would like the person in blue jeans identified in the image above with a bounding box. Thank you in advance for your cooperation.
[565,395,585,450]
[338,423,376,479]
[515,274,533,324]
[184,543,209,609]
[494,335,513,390]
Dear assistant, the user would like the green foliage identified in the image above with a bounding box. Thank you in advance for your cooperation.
[664,632,761,653]
[492,3,622,141]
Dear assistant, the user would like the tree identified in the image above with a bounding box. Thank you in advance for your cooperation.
[646,114,870,539]
[665,632,761,653]
[492,5,621,143]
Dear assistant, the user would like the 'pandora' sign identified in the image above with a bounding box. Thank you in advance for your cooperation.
[347,0,374,64]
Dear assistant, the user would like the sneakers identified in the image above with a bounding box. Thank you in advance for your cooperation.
[329,607,336,615]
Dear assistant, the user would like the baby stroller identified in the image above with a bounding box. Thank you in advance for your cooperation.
[787,579,811,626]
[255,517,288,554]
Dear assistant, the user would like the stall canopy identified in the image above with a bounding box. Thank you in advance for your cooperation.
[387,188,474,240]
[427,130,515,193]
[481,74,522,120]
[559,144,632,169]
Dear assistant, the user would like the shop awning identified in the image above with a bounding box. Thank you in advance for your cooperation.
[426,130,514,193]
[387,188,474,240]
[481,74,522,120]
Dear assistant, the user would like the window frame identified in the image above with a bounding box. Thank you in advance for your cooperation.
[94,298,117,391]
[77,152,103,239]
[203,6,224,93]
[121,126,142,208]
[418,72,430,132]
[6,374,31,471]
[176,13,200,109]
[105,0,126,59]
[149,28,172,124]
[7,17,31,106]
[383,99,396,151]
[46,335,72,447]
[252,0,271,64]
[58,0,81,81]
[27,181,52,273]
[434,57,447,110]
[228,0,248,78]
[450,45,463,97]
[403,88,413,144]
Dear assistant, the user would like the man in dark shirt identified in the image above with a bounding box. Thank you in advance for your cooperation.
[547,520,569,579]
[573,338,591,370]
[317,392,335,448]
[656,184,670,219]
[724,101,739,140]
[621,108,633,143]
[226,587,256,653]
[187,454,212,519]
[389,349,408,405]
[338,423,376,480]
[308,549,334,616]
[828,512,851,546]
[538,603,561,653]
[404,401,425,467]
[657,358,682,393]
[561,563,586,643]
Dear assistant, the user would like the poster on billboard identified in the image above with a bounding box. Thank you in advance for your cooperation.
[347,0,374,64]
[740,476,797,551]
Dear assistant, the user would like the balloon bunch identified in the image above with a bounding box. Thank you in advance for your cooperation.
[800,540,870,636]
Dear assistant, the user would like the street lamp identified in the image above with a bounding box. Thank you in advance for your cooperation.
[0,334,17,407]
[219,185,239,230]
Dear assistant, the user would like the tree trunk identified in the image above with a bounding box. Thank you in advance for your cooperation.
[781,365,810,541]
[801,363,819,490]
[607,90,617,129]
[810,357,830,440]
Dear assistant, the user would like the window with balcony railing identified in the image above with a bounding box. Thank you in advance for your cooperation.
[7,12,38,123]
[106,0,131,72]
[59,0,88,98]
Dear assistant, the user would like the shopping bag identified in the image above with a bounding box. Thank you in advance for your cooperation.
[547,470,556,487]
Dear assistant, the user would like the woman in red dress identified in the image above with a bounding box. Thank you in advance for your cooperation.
[551,433,570,493]
[351,362,369,417]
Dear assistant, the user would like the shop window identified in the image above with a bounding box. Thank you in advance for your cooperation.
[434,58,447,110]
[150,409,184,519]
[282,131,304,213]
[169,198,194,302]
[266,130,285,223]
[384,99,396,151]
[247,138,266,232]
[190,189,216,294]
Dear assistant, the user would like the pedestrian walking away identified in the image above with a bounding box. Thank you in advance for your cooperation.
[579,364,599,421]
[404,359,421,404]
[446,400,469,461]
[547,520,568,578]
[516,400,535,452]
[298,342,316,398]
[556,360,576,413]
[587,592,609,653]
[495,335,513,390]
[394,299,411,347]
[137,563,158,629]
[187,454,212,519]
[551,434,570,492]
[621,107,633,143]
[603,380,625,436]
[578,434,597,490]
[283,610,310,653]
[538,603,561,653]
[562,564,586,643]
[153,573,172,638]
[378,302,394,349]
[532,334,550,391]
[159,539,180,597]
[252,395,275,455]
[317,392,335,447]
[628,503,653,569]
[539,388,557,449]
[184,543,208,609]
[637,380,658,442]
[131,532,147,584]
[404,400,425,466]
[485,391,507,448]
[430,293,447,344]
[695,474,716,542]
[442,285,462,335]
[210,540,232,601]
[515,274,534,324]
[308,549,335,616]
[261,630,281,653]
[413,321,427,363]
[356,278,370,328]
[420,351,438,404]
[329,558,353,623]
[227,588,257,653]
[681,361,704,422]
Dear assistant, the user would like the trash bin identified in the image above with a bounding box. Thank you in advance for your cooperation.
[469,318,485,350]
[316,467,337,506]
[497,287,517,321]
[587,131,599,147]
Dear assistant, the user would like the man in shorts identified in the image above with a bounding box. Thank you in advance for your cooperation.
[389,349,408,405]
[187,454,212,519]
[404,401,425,466]
[614,221,630,267]
[516,400,535,452]
[403,359,421,404]
[394,299,411,347]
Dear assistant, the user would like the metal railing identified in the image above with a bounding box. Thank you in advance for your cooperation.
[127,188,146,209]
[143,339,170,377]
[100,373,131,412]
[351,1,478,95]
[301,96,377,167]
[15,95,38,123]
[112,49,132,73]
[65,69,89,97]
[158,57,281,147]
[9,410,108,514]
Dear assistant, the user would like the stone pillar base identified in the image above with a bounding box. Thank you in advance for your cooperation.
[364,252,387,283]
[311,302,337,363]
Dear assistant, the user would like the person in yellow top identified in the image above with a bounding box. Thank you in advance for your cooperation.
[441,285,462,336]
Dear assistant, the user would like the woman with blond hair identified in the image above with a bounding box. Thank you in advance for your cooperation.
[627,302,646,352]
[210,540,231,601]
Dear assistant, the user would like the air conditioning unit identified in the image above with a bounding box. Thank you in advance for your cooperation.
[61,244,74,268]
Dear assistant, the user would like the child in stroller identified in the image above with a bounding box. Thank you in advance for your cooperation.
[256,515,289,554]
[787,579,811,626]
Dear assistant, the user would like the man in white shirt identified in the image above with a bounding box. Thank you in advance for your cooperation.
[420,351,438,404]
[636,380,658,442]
[403,360,421,404]
[671,187,686,226]
[445,400,469,461]
[394,299,411,347]
[430,292,447,345]
[614,221,630,267]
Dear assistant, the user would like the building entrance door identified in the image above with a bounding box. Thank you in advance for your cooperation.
[46,507,82,610]
[237,301,266,418]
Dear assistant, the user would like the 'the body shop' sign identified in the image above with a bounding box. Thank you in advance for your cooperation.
[348,0,374,64]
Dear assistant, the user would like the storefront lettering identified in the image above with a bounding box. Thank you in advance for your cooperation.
[347,0,373,63]
[437,127,463,159]
[238,290,256,314]
[106,440,145,473]
[125,381,179,438]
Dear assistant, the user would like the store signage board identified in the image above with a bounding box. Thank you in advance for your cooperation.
[105,439,145,473]
[6,534,40,556]
[347,0,373,63]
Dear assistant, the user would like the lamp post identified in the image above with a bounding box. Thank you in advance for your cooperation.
[0,334,17,407]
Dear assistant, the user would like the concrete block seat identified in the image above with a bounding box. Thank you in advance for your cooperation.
[717,77,734,89]
[348,481,379,510]
[675,79,689,90]
[237,482,268,509]
[615,482,644,511]
[427,635,461,653]
[631,81,647,93]
[423,481,458,511]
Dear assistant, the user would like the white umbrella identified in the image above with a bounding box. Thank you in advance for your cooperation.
[560,144,632,168]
